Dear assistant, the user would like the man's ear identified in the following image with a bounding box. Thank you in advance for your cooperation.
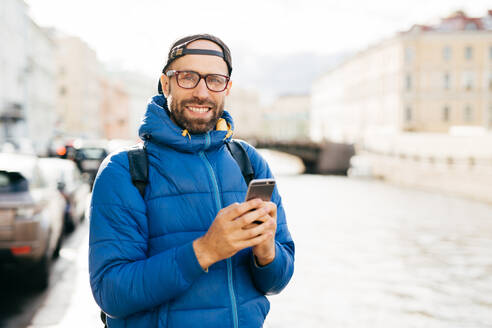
[160,74,170,97]
[225,80,232,96]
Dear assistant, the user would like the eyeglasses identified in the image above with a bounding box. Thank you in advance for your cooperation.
[166,70,230,92]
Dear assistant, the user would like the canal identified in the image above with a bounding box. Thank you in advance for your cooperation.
[266,174,492,327]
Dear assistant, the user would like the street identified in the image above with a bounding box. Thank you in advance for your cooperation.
[0,212,101,328]
[2,174,492,327]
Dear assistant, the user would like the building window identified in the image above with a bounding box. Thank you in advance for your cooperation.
[443,46,451,61]
[443,72,450,90]
[465,46,473,60]
[405,47,414,63]
[443,106,450,122]
[405,106,412,122]
[489,46,492,60]
[464,105,473,122]
[405,74,412,91]
[465,22,477,30]
[489,72,492,91]
[463,71,474,91]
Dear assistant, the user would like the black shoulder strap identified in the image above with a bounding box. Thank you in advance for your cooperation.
[127,144,148,198]
[226,139,255,186]
[126,140,253,199]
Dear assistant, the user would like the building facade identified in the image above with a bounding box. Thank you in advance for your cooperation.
[225,87,262,139]
[100,77,130,140]
[0,0,57,154]
[311,10,492,143]
[107,70,154,140]
[262,94,310,141]
[55,35,103,139]
[25,21,57,154]
[0,0,29,144]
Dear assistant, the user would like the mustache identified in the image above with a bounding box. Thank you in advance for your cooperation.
[180,98,216,108]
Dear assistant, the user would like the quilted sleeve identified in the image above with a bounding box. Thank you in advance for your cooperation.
[88,151,205,319]
[241,142,295,295]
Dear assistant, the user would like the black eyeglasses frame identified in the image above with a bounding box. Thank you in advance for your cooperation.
[166,70,230,92]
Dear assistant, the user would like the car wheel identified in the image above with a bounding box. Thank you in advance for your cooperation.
[64,213,75,234]
[53,233,63,259]
[30,255,51,290]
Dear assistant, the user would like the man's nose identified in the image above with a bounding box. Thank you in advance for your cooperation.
[192,78,210,99]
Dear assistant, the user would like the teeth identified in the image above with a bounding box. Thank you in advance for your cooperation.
[188,106,209,113]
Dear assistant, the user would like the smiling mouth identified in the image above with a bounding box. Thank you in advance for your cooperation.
[186,106,211,113]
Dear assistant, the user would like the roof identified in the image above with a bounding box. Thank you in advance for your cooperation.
[403,9,492,34]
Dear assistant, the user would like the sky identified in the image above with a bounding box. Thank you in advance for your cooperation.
[25,0,492,99]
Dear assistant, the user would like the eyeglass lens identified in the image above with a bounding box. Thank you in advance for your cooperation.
[176,71,228,92]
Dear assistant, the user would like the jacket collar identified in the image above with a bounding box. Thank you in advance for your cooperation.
[138,94,235,153]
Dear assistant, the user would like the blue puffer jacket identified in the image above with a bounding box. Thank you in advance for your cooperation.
[89,95,295,327]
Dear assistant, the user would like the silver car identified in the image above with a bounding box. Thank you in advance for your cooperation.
[0,153,65,289]
[39,158,91,232]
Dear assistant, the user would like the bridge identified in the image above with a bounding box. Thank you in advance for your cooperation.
[243,138,355,175]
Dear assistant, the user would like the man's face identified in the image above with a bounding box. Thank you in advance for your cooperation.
[161,40,232,134]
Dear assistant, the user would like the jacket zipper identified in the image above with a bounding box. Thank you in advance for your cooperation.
[199,133,239,328]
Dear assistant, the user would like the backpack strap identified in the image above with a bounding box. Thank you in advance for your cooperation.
[126,140,254,199]
[226,139,255,186]
[127,144,148,198]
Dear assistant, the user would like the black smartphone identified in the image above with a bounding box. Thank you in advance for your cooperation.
[245,179,276,224]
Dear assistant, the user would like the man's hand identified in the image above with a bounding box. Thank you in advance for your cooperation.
[250,201,277,266]
[193,199,274,270]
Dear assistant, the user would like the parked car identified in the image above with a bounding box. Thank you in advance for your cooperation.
[72,139,108,188]
[0,153,66,289]
[39,158,91,233]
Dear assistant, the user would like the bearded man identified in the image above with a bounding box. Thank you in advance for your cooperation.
[89,34,295,328]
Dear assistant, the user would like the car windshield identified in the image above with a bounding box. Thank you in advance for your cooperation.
[0,171,28,193]
[79,148,106,159]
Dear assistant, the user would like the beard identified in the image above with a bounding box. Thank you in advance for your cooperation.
[168,95,225,134]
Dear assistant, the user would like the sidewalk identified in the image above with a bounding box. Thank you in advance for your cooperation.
[26,220,101,328]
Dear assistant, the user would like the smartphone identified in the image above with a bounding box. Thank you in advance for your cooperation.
[245,179,276,224]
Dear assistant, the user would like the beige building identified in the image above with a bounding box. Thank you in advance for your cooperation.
[55,35,103,138]
[311,10,492,143]
[100,77,130,140]
[262,94,310,141]
[225,87,261,139]
[107,70,154,140]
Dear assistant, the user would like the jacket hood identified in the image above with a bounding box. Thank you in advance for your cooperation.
[139,94,235,153]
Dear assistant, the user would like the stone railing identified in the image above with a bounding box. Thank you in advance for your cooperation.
[360,133,492,204]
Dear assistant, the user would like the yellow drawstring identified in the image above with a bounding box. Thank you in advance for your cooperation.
[224,129,233,140]
[181,129,191,140]
[216,118,234,140]
[180,120,232,140]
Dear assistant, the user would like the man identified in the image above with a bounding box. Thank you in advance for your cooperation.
[89,34,295,327]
